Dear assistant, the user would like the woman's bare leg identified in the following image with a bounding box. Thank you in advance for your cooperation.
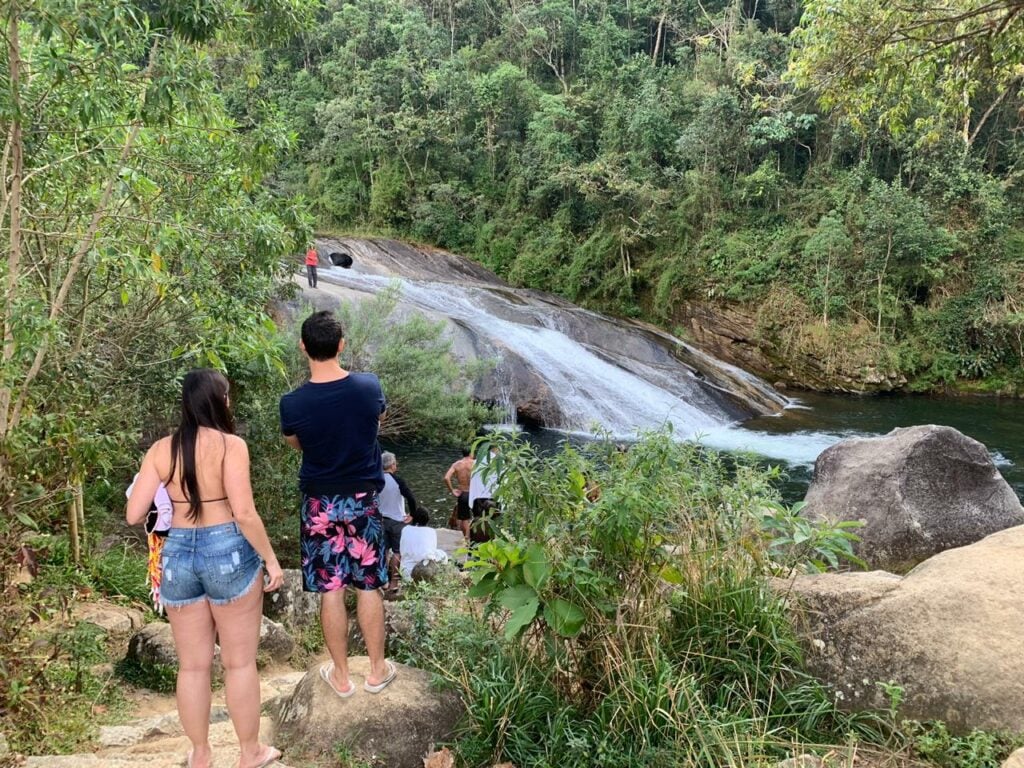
[210,578,275,768]
[166,601,216,768]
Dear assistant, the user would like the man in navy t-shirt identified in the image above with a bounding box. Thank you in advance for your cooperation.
[279,310,396,696]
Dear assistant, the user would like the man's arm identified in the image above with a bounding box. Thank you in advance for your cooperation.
[443,463,458,495]
[394,474,418,516]
[279,397,302,450]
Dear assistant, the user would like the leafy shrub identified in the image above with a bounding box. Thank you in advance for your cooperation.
[417,431,883,767]
[908,720,1024,768]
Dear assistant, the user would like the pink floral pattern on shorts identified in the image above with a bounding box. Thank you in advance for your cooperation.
[300,491,387,592]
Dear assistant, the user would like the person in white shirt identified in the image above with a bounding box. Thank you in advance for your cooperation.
[399,506,448,579]
[468,446,500,542]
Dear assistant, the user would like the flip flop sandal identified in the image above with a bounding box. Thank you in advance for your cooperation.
[251,746,283,768]
[363,660,397,694]
[319,662,356,698]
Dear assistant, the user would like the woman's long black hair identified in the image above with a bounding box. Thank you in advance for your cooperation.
[168,369,235,522]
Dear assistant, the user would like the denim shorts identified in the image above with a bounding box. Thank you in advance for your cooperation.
[160,522,262,608]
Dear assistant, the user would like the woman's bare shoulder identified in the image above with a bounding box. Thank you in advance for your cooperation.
[146,435,173,458]
[221,432,249,454]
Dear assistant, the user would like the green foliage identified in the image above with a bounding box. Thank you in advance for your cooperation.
[115,658,179,695]
[790,0,1024,142]
[445,431,878,767]
[907,720,1024,768]
[336,285,495,444]
[1,582,132,754]
[757,499,867,572]
[0,0,315,560]
[28,534,151,605]
[223,0,1024,394]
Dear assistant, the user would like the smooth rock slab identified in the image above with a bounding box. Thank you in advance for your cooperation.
[787,524,1024,734]
[1003,747,1024,768]
[275,657,462,768]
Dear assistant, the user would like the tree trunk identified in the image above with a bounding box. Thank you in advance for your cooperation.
[68,494,81,565]
[652,13,666,63]
[1,8,24,444]
[877,232,893,342]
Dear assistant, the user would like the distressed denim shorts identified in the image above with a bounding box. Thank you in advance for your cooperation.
[160,522,262,608]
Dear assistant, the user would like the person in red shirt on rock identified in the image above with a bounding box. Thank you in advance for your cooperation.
[304,245,319,288]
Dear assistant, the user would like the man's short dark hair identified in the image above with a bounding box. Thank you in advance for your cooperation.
[412,506,430,526]
[461,447,471,457]
[301,310,345,361]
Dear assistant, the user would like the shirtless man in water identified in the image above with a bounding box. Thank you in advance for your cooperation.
[444,449,474,540]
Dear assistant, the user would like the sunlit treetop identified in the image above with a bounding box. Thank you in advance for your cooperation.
[789,0,1024,146]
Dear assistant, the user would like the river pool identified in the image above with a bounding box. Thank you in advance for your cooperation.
[385,392,1023,522]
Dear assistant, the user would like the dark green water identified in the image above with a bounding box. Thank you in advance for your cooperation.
[385,393,1023,519]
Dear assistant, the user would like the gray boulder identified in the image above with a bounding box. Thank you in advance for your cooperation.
[411,560,446,583]
[75,601,145,635]
[785,524,1024,734]
[263,568,320,628]
[275,657,463,767]
[126,622,179,669]
[257,616,295,663]
[127,617,293,678]
[802,424,1024,571]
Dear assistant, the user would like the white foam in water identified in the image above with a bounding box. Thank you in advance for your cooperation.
[696,427,1016,470]
[991,451,1015,467]
[695,427,858,467]
[319,266,1022,475]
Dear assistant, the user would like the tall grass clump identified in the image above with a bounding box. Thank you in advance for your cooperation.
[412,431,881,767]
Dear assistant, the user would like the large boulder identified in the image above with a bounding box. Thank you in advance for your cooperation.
[785,525,1024,734]
[75,600,145,635]
[126,617,293,677]
[263,568,320,628]
[275,657,463,767]
[801,424,1024,571]
[126,622,179,669]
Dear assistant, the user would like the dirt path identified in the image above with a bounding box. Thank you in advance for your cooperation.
[24,670,309,768]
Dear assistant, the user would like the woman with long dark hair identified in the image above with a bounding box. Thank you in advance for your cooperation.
[127,369,284,768]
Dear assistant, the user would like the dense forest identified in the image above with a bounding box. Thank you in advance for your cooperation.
[221,0,1024,394]
[4,2,1024,765]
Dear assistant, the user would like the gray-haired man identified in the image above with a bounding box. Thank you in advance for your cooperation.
[379,451,418,594]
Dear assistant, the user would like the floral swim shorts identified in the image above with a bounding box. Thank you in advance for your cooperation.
[300,491,388,592]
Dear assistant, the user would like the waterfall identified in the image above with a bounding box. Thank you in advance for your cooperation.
[313,238,787,440]
[492,366,518,428]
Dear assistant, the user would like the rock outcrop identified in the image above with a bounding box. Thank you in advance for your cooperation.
[801,425,1024,571]
[292,236,786,435]
[127,617,294,678]
[786,525,1024,734]
[75,601,146,635]
[275,657,463,767]
[674,299,908,393]
[264,569,321,628]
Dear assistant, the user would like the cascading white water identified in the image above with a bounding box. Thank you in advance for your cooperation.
[319,266,782,439]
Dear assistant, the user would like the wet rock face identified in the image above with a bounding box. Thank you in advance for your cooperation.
[301,236,785,434]
[801,424,1024,572]
[674,299,909,393]
[786,525,1024,735]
